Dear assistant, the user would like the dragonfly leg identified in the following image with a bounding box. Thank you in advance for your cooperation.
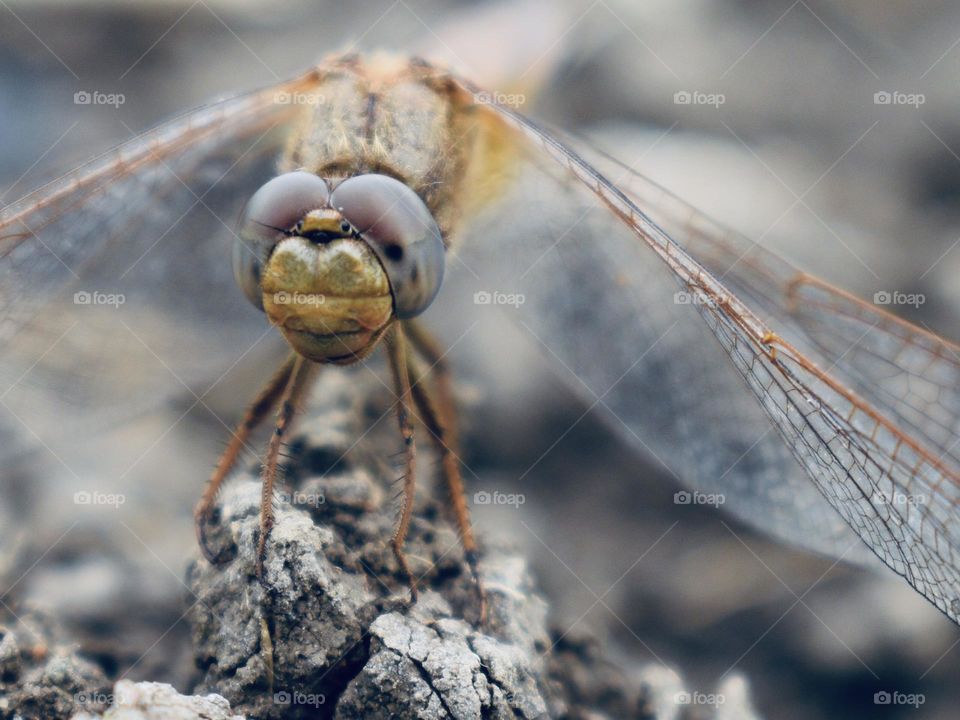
[384,324,419,605]
[403,320,486,624]
[195,354,297,563]
[255,355,318,579]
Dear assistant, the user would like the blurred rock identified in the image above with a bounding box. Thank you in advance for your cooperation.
[0,609,109,720]
[69,680,242,719]
[715,675,763,720]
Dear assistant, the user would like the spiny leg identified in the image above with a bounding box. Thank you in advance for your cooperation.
[404,319,486,622]
[384,324,419,604]
[256,355,318,579]
[195,354,297,563]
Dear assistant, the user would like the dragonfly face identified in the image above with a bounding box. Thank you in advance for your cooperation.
[235,171,445,363]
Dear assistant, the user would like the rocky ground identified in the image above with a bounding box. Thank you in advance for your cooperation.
[0,371,761,719]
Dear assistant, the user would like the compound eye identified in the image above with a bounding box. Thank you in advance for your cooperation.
[330,174,445,318]
[234,172,330,309]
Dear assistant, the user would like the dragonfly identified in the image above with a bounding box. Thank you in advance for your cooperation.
[1,52,958,628]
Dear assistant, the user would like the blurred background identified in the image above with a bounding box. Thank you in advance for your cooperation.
[2,1,960,718]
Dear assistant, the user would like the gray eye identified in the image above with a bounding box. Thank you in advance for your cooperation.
[331,174,445,318]
[234,171,330,309]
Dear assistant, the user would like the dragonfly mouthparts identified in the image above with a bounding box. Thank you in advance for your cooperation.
[297,208,352,244]
[300,229,348,244]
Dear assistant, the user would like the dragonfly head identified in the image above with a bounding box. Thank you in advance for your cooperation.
[234,172,445,363]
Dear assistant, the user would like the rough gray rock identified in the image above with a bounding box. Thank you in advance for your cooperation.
[187,371,559,719]
[335,602,549,719]
[184,371,763,719]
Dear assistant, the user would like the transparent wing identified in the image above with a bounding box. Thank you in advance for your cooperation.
[578,141,960,471]
[0,70,322,457]
[450,78,960,623]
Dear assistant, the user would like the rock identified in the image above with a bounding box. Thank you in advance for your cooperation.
[0,609,110,720]
[68,680,244,719]
[187,371,558,719]
[336,604,550,719]
[185,370,764,719]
